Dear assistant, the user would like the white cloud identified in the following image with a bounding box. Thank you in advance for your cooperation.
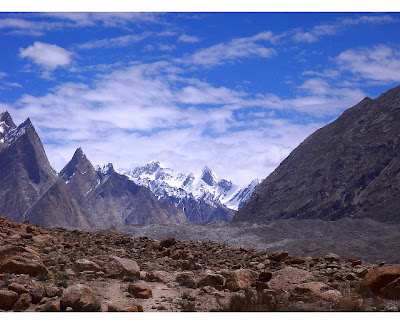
[293,32,318,43]
[337,45,400,82]
[77,33,149,50]
[178,34,200,43]
[19,42,73,71]
[191,31,276,66]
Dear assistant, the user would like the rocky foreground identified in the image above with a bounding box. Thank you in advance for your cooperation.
[1,216,400,312]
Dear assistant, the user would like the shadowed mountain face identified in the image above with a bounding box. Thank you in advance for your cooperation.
[235,85,400,223]
[0,113,58,222]
[60,150,187,227]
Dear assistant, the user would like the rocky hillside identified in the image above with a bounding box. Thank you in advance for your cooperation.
[235,85,400,223]
[1,217,400,312]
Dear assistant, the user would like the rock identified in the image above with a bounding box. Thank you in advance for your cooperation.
[0,289,19,310]
[8,283,28,294]
[0,245,50,277]
[223,269,257,291]
[324,253,341,263]
[107,302,140,312]
[258,271,273,282]
[60,284,100,311]
[160,237,177,248]
[45,285,61,298]
[380,277,400,300]
[293,282,342,302]
[268,267,315,292]
[353,266,368,278]
[146,271,173,284]
[30,286,45,304]
[198,270,226,290]
[13,293,32,311]
[175,271,197,288]
[73,259,101,273]
[361,265,400,295]
[268,251,289,262]
[93,256,140,279]
[127,282,153,299]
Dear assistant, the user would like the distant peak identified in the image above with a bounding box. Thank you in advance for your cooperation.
[201,166,217,186]
[0,111,16,129]
[103,163,115,175]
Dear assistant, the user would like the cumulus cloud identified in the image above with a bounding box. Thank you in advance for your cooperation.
[19,42,73,71]
[336,45,400,82]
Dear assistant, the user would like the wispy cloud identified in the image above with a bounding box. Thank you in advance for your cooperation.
[77,33,150,50]
[191,31,276,66]
[337,44,400,82]
[178,34,200,43]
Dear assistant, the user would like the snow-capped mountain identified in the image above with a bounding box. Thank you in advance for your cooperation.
[121,161,260,211]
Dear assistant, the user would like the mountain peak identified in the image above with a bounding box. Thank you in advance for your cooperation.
[59,147,94,180]
[0,111,16,129]
[201,166,217,186]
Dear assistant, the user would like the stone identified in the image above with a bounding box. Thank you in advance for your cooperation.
[60,284,100,311]
[324,253,341,263]
[175,271,197,288]
[160,237,177,248]
[8,283,28,294]
[361,265,400,295]
[223,269,257,291]
[40,300,61,312]
[93,255,140,279]
[268,267,315,292]
[198,271,226,290]
[30,286,45,304]
[258,271,273,282]
[73,259,101,273]
[107,302,140,312]
[0,289,19,310]
[0,245,50,277]
[268,251,289,262]
[293,282,342,302]
[146,270,173,284]
[13,293,32,311]
[353,266,368,278]
[45,285,61,298]
[127,282,153,299]
[380,278,400,300]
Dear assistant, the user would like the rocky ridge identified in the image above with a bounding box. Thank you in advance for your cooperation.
[1,217,400,312]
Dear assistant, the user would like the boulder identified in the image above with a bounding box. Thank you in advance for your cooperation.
[160,237,177,248]
[146,271,173,284]
[223,269,257,291]
[361,265,400,295]
[0,245,50,277]
[268,251,289,262]
[324,253,341,263]
[92,255,140,279]
[0,289,19,310]
[107,302,141,312]
[73,259,101,273]
[12,293,32,311]
[60,284,100,311]
[8,283,28,294]
[293,282,342,302]
[198,270,226,290]
[127,282,153,299]
[380,277,400,300]
[268,267,315,292]
[30,286,45,304]
[175,271,197,288]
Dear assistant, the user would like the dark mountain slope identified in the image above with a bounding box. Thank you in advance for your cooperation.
[235,85,400,223]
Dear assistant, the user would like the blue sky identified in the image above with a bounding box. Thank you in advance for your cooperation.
[1,12,400,185]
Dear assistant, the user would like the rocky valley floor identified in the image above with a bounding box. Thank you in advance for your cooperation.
[1,216,400,312]
[117,217,400,264]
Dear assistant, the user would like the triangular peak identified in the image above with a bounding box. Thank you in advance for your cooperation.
[0,111,16,129]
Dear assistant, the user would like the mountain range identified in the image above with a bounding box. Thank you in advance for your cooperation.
[0,111,258,228]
